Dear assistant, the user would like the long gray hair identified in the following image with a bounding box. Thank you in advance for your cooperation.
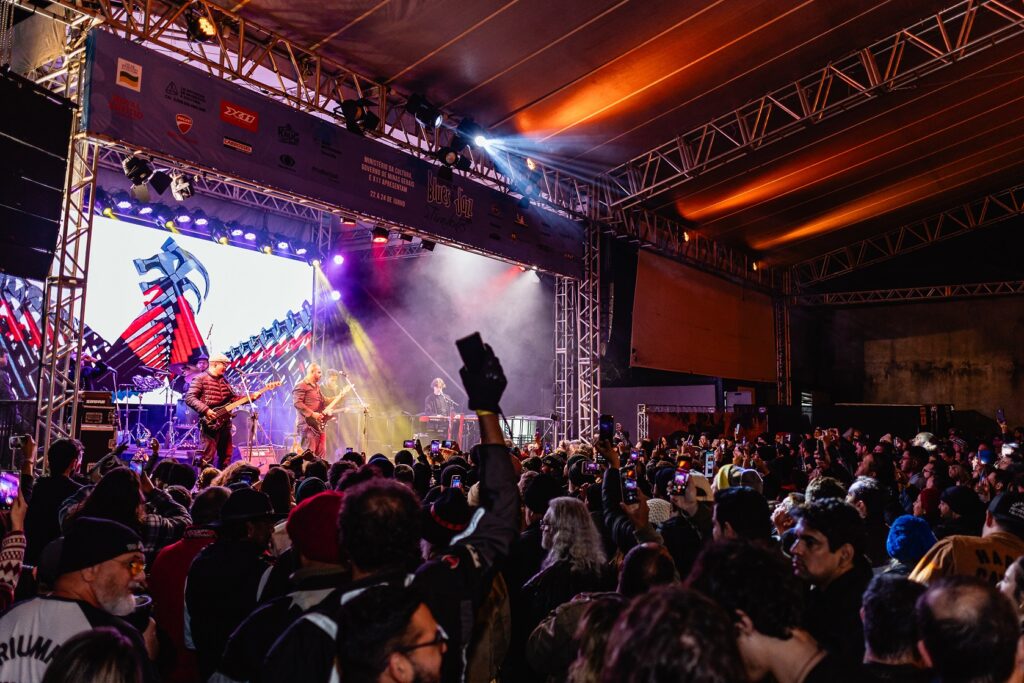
[541,497,606,574]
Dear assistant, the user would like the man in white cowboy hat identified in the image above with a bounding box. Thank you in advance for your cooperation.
[183,353,238,468]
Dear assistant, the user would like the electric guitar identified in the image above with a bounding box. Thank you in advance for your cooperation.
[200,381,283,433]
[305,374,354,432]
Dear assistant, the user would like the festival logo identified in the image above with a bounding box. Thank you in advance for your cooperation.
[220,100,259,133]
[175,114,193,134]
[116,58,142,92]
[223,136,253,154]
[277,124,299,145]
[109,94,143,120]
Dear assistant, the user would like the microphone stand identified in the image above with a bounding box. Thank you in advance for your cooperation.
[347,380,371,455]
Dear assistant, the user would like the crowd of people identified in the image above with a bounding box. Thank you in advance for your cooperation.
[1,344,1023,683]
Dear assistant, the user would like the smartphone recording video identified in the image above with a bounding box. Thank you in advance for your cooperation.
[670,467,690,496]
[622,463,639,504]
[599,414,614,442]
[403,439,416,449]
[450,475,462,489]
[430,440,441,454]
[0,471,19,508]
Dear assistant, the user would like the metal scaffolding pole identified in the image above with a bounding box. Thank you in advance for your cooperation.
[791,280,1024,306]
[34,47,98,452]
[577,221,601,441]
[553,276,576,443]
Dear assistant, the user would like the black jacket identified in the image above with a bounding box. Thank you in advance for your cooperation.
[260,442,519,683]
[804,560,873,666]
[217,567,345,682]
[520,559,614,633]
[185,538,272,679]
[23,474,80,565]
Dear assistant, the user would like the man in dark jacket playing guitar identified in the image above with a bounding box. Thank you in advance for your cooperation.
[185,353,238,468]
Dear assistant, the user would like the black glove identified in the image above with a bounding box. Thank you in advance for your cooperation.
[459,345,507,413]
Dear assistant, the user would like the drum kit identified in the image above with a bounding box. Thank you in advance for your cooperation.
[114,361,277,452]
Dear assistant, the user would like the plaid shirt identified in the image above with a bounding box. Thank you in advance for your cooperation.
[59,485,191,565]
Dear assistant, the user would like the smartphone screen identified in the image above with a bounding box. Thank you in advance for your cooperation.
[0,471,19,508]
[450,475,462,489]
[129,461,144,475]
[345,447,354,454]
[997,408,1006,423]
[442,440,454,449]
[677,453,693,470]
[430,440,440,454]
[670,467,690,495]
[622,470,639,504]
[403,440,416,448]
[583,461,601,474]
[599,414,614,442]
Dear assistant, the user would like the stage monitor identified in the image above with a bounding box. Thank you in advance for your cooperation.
[0,70,73,281]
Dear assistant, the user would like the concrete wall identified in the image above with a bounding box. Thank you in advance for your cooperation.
[794,298,1024,424]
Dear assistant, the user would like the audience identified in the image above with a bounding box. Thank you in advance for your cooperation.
[7,338,1024,683]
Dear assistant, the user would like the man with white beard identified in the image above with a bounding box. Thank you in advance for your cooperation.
[0,517,156,682]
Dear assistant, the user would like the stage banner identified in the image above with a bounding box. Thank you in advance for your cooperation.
[82,31,584,278]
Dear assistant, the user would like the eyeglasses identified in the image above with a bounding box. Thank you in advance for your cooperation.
[396,626,448,654]
[120,558,145,576]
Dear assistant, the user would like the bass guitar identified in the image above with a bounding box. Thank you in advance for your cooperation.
[305,374,354,432]
[200,381,283,433]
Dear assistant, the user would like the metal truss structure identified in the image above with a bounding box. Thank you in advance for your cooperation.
[792,279,1024,306]
[309,211,332,361]
[553,276,576,444]
[576,221,602,441]
[601,0,1024,212]
[773,290,793,406]
[33,48,99,454]
[792,182,1024,288]
[636,404,649,442]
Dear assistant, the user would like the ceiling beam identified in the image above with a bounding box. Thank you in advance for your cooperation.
[790,182,1024,288]
[600,0,1024,212]
[791,279,1024,306]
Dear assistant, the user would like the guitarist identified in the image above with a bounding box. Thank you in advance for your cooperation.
[184,353,238,468]
[293,363,330,457]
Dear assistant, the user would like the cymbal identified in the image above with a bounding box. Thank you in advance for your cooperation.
[142,365,176,376]
[168,362,199,375]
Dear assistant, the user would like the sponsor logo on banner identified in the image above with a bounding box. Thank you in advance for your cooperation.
[116,58,142,92]
[164,82,208,111]
[220,101,259,132]
[175,114,193,134]
[278,154,296,169]
[313,122,342,159]
[109,94,143,120]
[277,124,299,145]
[223,136,253,154]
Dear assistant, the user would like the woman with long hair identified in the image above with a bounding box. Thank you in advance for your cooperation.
[521,497,612,632]
[41,628,143,683]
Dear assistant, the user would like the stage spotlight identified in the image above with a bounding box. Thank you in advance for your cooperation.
[175,212,191,223]
[185,9,218,43]
[526,157,537,171]
[339,98,380,136]
[192,211,209,227]
[295,245,308,256]
[149,171,172,196]
[405,93,443,129]
[229,225,245,237]
[101,205,115,218]
[399,233,413,242]
[277,238,290,251]
[340,216,357,227]
[455,118,486,151]
[436,147,472,180]
[256,233,274,254]
[332,254,345,265]
[371,226,389,244]
[329,290,342,302]
[421,240,435,252]
[137,205,154,216]
[170,173,194,201]
[683,231,690,242]
[751,261,759,272]
[243,230,256,241]
[307,256,321,267]
[212,226,230,245]
[518,265,527,272]
[122,156,153,187]
[113,191,134,210]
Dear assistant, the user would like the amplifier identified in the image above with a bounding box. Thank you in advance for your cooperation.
[238,445,278,473]
[76,403,116,470]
